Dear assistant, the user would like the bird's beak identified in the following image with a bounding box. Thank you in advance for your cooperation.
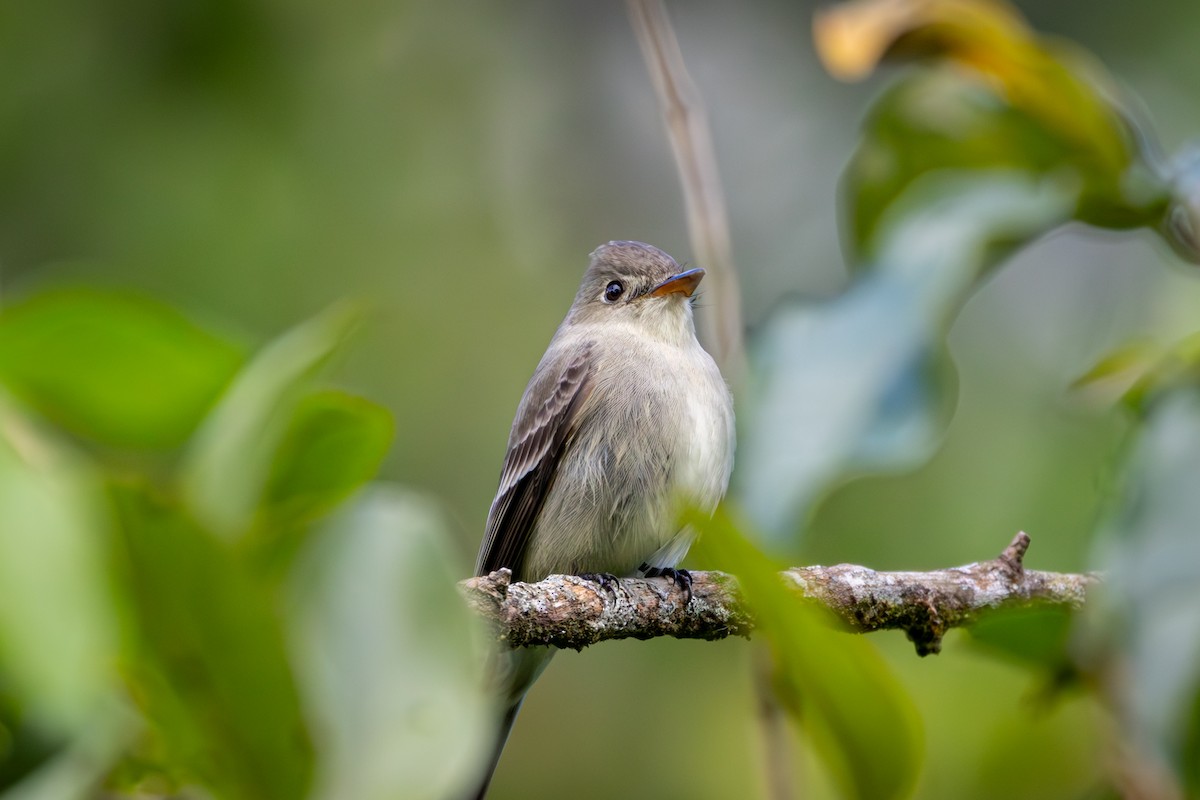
[648,267,705,298]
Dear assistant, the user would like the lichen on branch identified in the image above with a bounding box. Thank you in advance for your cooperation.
[459,533,1098,656]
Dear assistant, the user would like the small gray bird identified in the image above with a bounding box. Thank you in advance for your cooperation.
[472,241,735,797]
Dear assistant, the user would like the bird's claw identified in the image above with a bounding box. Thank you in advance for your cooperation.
[643,566,693,605]
[580,572,620,598]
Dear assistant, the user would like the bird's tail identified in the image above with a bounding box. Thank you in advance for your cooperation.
[469,645,555,799]
[470,699,523,800]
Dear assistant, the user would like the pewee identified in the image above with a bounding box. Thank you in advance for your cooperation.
[472,240,735,797]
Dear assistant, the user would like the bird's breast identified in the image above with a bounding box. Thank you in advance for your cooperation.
[520,331,733,580]
[670,346,735,512]
[593,334,733,510]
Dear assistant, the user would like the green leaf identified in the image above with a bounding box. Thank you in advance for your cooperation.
[1087,388,1200,788]
[841,72,1102,262]
[694,509,923,800]
[290,486,493,800]
[1185,689,1200,794]
[815,0,1129,174]
[743,0,1186,546]
[0,703,136,800]
[1070,339,1164,410]
[1162,148,1200,265]
[816,0,1175,263]
[181,303,360,538]
[967,606,1076,670]
[1075,333,1200,414]
[0,403,118,737]
[0,290,245,450]
[738,174,1072,539]
[110,483,314,800]
[0,700,58,791]
[259,390,394,529]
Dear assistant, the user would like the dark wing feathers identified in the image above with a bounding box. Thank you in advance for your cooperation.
[475,343,594,579]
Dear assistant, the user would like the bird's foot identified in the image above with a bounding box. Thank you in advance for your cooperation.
[580,572,620,598]
[643,566,693,605]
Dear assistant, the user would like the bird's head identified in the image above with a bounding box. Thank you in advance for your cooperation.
[566,241,704,342]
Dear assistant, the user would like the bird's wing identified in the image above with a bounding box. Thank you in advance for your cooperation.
[475,342,594,578]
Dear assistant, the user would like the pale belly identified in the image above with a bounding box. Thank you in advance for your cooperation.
[520,341,734,581]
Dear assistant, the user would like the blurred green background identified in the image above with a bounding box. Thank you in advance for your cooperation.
[3,0,1199,797]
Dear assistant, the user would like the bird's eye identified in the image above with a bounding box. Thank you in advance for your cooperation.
[603,281,624,303]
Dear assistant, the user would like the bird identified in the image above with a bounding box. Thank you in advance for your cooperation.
[471,240,735,797]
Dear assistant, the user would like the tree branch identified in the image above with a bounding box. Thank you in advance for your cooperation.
[460,532,1099,656]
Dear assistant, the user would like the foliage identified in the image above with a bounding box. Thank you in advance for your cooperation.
[0,298,488,798]
[733,0,1200,795]
[695,510,922,800]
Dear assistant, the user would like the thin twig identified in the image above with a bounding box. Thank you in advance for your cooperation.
[626,0,746,379]
[754,646,798,800]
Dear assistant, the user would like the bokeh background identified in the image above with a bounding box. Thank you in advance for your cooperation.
[3,1,1199,797]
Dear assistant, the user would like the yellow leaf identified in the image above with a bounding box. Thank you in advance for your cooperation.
[813,0,1130,173]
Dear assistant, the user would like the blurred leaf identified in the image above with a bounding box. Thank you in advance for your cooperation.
[738,174,1071,539]
[694,508,922,800]
[967,606,1076,670]
[747,0,1189,553]
[1088,389,1200,787]
[1075,332,1200,414]
[291,485,493,800]
[814,0,1128,166]
[0,290,245,449]
[1185,690,1200,793]
[182,303,360,538]
[111,483,313,800]
[1070,339,1164,409]
[0,403,118,737]
[0,701,58,791]
[259,390,394,529]
[1162,145,1200,265]
[816,0,1177,264]
[0,703,136,800]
